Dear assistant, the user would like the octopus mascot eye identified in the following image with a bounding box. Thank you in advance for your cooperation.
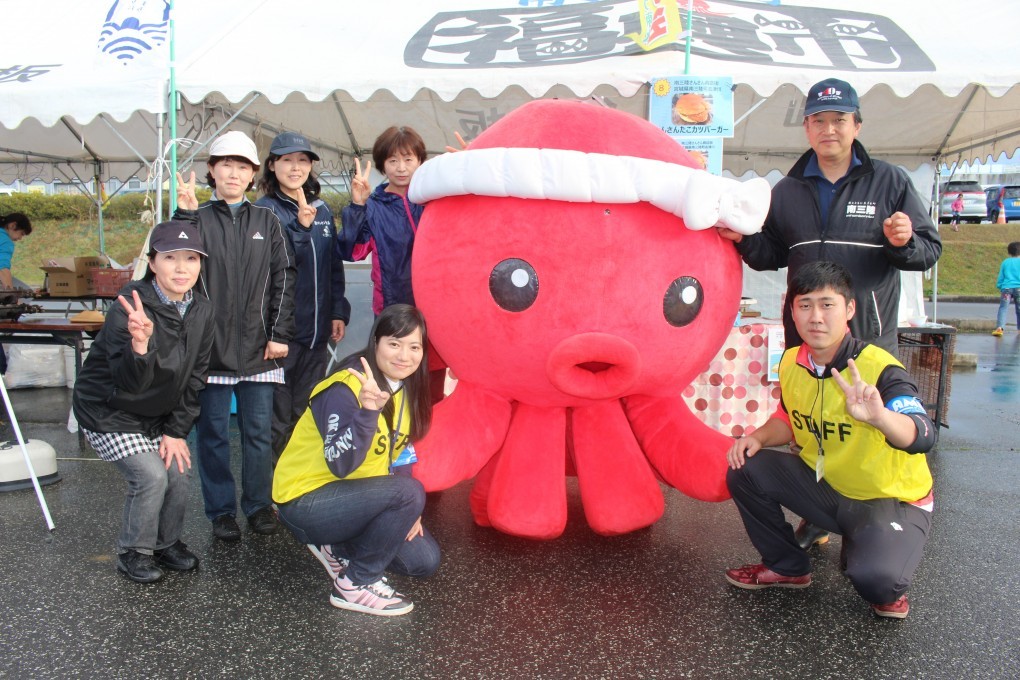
[408,99,770,539]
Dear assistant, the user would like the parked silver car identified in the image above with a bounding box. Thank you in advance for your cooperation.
[938,180,987,224]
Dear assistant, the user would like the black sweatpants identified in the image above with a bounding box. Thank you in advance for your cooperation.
[272,342,330,461]
[726,448,931,605]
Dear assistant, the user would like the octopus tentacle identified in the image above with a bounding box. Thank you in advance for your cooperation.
[486,404,568,539]
[623,394,732,502]
[413,381,512,492]
[571,400,665,535]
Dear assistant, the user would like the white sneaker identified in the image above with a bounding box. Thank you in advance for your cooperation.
[330,574,414,616]
[307,544,348,580]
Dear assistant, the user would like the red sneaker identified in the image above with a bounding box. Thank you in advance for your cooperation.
[725,563,811,590]
[871,595,910,619]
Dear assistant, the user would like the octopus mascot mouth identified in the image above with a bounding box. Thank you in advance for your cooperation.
[408,99,769,539]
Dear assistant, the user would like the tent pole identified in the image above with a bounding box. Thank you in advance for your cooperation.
[0,377,55,531]
[683,0,693,73]
[156,113,164,222]
[169,0,178,213]
[95,164,105,255]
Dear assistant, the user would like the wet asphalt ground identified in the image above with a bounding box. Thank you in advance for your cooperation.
[1,281,1018,678]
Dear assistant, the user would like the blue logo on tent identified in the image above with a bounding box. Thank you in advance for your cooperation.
[97,0,170,63]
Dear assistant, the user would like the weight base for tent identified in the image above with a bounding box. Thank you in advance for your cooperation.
[0,471,61,493]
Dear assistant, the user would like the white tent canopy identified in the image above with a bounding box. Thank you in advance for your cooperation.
[1,1,1018,184]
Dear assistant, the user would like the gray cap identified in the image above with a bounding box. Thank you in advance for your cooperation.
[149,220,208,257]
[269,131,319,161]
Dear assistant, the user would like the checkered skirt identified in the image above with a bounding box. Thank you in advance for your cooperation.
[82,428,161,463]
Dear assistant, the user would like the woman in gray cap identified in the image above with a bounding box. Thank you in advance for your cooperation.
[73,220,215,583]
[255,131,351,463]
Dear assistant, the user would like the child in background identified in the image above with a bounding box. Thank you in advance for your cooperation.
[339,126,448,401]
[992,241,1020,337]
[950,193,964,232]
[0,212,31,289]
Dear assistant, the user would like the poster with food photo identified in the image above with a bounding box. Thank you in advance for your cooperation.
[648,75,734,138]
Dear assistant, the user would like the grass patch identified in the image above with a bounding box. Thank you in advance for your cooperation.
[924,223,1020,296]
[12,219,151,286]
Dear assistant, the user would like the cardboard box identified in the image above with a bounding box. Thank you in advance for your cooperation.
[40,256,110,297]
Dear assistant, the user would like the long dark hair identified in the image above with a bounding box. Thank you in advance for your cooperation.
[257,152,321,202]
[340,304,432,440]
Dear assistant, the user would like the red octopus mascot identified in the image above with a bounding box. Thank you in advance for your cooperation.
[408,99,769,539]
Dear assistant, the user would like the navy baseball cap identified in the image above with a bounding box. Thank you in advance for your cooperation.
[269,131,320,161]
[804,78,859,117]
[149,220,208,257]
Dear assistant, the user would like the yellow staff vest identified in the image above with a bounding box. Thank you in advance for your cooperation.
[779,344,933,503]
[273,369,411,504]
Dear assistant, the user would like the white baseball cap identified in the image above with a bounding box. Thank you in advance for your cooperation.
[208,130,260,168]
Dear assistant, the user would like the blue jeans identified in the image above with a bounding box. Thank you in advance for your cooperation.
[276,475,440,585]
[727,448,930,605]
[997,288,1020,329]
[113,448,189,555]
[196,381,274,521]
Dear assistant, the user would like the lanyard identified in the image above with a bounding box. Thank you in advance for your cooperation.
[387,387,406,472]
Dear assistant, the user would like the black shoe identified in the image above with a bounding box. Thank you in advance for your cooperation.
[247,506,280,535]
[212,515,241,541]
[154,540,199,571]
[116,550,164,583]
[794,520,830,550]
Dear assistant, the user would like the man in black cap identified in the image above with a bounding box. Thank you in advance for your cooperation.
[717,77,942,549]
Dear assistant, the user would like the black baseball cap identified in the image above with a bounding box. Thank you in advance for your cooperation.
[269,131,320,161]
[149,220,208,257]
[804,78,859,117]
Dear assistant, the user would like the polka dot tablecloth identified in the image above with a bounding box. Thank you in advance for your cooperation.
[682,322,784,437]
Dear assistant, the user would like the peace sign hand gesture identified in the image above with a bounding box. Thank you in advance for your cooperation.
[830,358,885,426]
[295,187,316,228]
[118,289,153,354]
[348,356,390,410]
[350,157,373,206]
[175,170,199,210]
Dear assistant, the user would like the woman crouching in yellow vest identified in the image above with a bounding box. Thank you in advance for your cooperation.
[273,304,438,616]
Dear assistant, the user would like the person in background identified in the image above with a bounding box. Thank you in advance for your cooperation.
[273,304,440,617]
[256,131,351,461]
[339,126,448,402]
[175,130,296,541]
[950,193,964,232]
[716,77,942,550]
[992,241,1020,337]
[724,261,936,620]
[73,220,214,583]
[0,212,32,289]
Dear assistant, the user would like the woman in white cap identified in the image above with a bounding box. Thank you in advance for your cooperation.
[175,130,296,541]
[73,220,215,583]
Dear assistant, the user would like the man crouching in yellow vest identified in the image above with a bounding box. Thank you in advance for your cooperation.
[724,261,936,620]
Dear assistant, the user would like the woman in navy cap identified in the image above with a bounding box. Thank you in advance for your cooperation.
[256,131,351,463]
[73,220,215,583]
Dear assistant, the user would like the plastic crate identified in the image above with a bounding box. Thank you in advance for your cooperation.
[90,267,133,297]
